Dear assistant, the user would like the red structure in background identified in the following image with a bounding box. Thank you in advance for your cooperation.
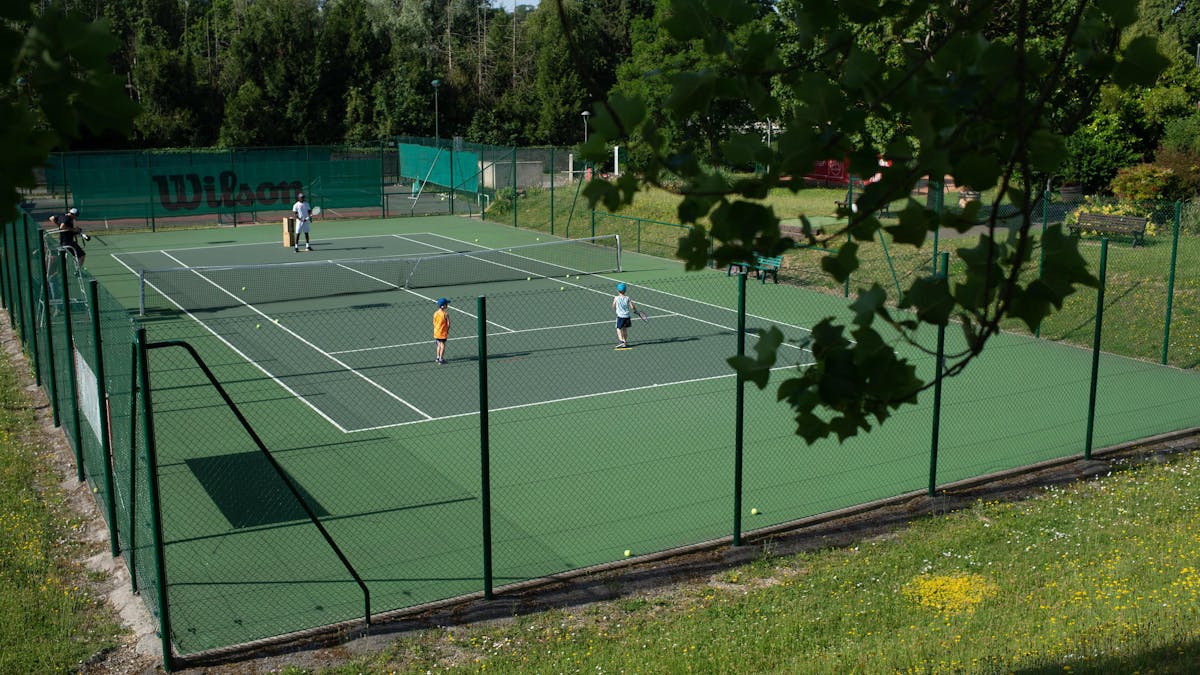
[800,159,889,188]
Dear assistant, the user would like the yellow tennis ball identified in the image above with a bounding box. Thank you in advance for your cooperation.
[255,324,261,329]
[474,239,479,242]
[92,486,98,493]
[241,286,246,291]
[623,549,631,557]
[273,318,279,324]
[751,508,759,515]
[559,286,564,291]
[526,276,531,281]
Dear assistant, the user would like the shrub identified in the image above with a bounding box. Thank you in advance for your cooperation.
[1110,163,1179,201]
[1152,148,1200,198]
[1160,113,1200,155]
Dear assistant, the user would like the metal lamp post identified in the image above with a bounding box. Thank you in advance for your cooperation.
[432,79,441,142]
[581,110,590,143]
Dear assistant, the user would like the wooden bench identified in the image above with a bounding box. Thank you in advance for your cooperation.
[835,198,891,217]
[1068,212,1147,246]
[727,254,783,284]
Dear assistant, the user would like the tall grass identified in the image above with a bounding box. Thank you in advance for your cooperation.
[0,351,120,672]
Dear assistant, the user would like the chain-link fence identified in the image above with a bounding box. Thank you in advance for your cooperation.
[3,180,1199,670]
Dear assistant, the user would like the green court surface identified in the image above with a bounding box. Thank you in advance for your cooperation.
[84,216,1200,655]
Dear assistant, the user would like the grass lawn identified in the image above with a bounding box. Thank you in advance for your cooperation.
[0,345,121,672]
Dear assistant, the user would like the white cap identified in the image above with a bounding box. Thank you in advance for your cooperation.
[68,208,78,215]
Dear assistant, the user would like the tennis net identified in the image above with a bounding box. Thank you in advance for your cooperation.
[139,234,622,314]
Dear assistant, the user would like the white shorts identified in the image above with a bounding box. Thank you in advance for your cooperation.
[295,218,310,234]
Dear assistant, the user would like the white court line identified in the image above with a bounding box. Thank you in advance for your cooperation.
[345,363,807,433]
[153,251,434,421]
[424,232,815,353]
[112,254,352,433]
[111,232,439,258]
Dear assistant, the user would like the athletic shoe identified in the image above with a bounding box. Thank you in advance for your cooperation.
[305,245,312,251]
[437,358,446,364]
[617,341,627,348]
[294,247,299,252]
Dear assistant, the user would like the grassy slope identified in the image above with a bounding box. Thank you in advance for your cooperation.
[0,342,120,672]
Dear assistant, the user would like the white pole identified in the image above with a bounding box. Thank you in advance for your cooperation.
[613,146,619,176]
[568,153,575,181]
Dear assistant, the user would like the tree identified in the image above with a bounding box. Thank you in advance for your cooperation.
[578,0,1167,443]
[1,4,137,220]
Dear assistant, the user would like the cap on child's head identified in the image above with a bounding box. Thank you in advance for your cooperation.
[616,283,627,292]
[68,208,78,216]
[437,298,450,307]
[297,193,305,199]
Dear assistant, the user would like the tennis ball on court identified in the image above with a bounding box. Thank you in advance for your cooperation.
[255,323,261,329]
[474,239,479,242]
[559,286,564,291]
[273,318,279,324]
[751,508,760,516]
[241,286,246,291]
[526,276,531,281]
[92,486,98,493]
[623,549,632,558]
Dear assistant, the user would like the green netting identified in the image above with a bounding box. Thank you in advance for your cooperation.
[48,146,384,225]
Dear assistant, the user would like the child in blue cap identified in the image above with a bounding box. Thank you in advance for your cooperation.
[611,282,638,348]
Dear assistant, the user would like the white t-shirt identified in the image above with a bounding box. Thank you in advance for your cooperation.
[613,294,631,318]
[293,200,312,221]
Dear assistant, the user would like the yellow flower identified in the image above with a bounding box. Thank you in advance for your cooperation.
[903,573,999,615]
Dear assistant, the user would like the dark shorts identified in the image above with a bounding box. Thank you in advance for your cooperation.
[435,338,447,344]
[616,317,632,329]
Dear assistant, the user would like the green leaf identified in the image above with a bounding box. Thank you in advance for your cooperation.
[1112,37,1169,88]
[901,276,954,325]
[820,241,859,283]
[849,284,886,327]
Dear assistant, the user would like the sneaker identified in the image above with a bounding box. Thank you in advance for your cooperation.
[294,247,299,252]
[437,358,446,364]
[617,341,627,348]
[305,245,312,251]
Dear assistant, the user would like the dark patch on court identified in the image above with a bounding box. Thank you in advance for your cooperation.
[185,451,329,528]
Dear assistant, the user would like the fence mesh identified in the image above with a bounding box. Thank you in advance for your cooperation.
[4,175,1200,667]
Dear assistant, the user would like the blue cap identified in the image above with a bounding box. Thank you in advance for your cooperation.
[616,283,627,292]
[437,298,449,307]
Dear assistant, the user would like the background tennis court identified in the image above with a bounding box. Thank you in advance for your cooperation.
[31,215,1200,656]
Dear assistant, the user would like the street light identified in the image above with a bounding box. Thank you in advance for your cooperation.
[432,79,441,141]
[581,110,590,143]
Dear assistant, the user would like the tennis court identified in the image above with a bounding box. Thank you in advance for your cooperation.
[74,215,1200,655]
[110,230,813,432]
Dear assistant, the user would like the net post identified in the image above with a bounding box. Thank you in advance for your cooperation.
[1084,238,1109,460]
[139,269,146,316]
[477,296,494,599]
[615,234,622,272]
[59,250,85,482]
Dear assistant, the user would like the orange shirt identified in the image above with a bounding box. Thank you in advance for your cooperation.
[433,308,450,339]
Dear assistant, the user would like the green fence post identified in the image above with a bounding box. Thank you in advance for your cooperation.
[13,218,28,344]
[591,209,596,239]
[127,340,139,591]
[39,235,60,427]
[929,252,949,496]
[450,142,457,215]
[1084,238,1109,460]
[0,221,9,317]
[89,280,119,556]
[59,251,85,482]
[733,272,746,546]
[511,147,517,228]
[380,141,387,219]
[1162,201,1181,365]
[843,231,852,298]
[477,297,493,599]
[549,147,555,236]
[135,329,174,672]
[24,216,43,385]
[1036,189,1049,338]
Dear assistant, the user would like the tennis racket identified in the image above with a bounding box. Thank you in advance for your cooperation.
[311,206,322,217]
[636,310,648,322]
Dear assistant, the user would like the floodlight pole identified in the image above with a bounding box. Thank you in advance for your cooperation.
[432,79,441,143]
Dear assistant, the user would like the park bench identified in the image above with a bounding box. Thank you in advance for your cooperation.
[727,254,783,284]
[1068,212,1148,247]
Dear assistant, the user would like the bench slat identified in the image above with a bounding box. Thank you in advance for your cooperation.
[1069,212,1147,246]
